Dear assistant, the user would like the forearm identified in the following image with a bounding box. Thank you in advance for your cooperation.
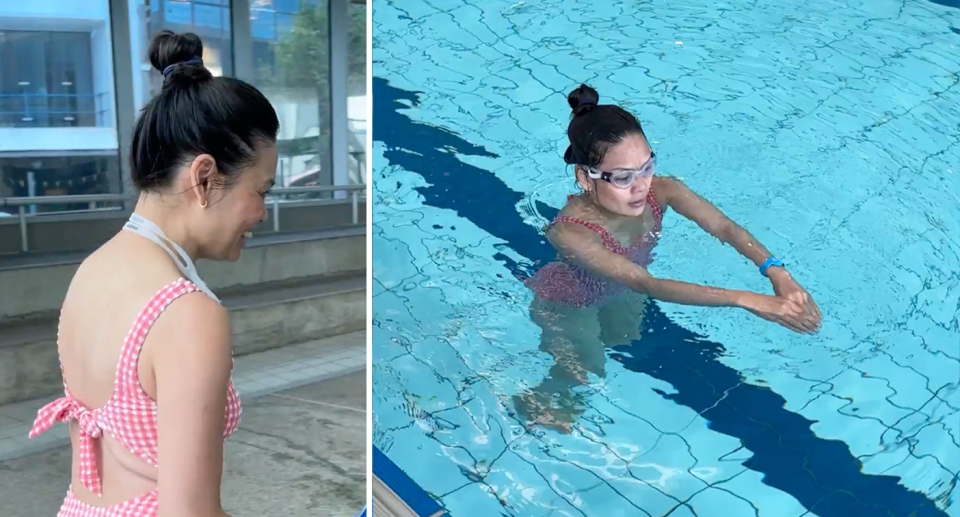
[720,223,774,267]
[632,276,747,308]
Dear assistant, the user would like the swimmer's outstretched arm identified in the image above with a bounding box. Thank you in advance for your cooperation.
[655,176,821,328]
[547,199,820,333]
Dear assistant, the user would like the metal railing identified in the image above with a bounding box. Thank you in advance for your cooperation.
[0,92,112,127]
[1,184,366,253]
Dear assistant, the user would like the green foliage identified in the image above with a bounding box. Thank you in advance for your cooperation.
[271,4,366,92]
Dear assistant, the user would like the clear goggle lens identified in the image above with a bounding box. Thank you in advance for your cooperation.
[585,154,656,189]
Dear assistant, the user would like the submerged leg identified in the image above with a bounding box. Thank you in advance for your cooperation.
[513,299,605,433]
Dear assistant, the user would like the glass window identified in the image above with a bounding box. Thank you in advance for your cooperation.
[251,9,277,40]
[0,32,102,128]
[244,0,332,191]
[133,0,234,113]
[194,4,225,30]
[274,0,301,13]
[0,0,123,207]
[0,155,121,212]
[347,0,366,185]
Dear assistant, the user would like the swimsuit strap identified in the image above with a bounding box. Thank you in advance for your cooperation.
[116,278,200,391]
[554,185,666,247]
[551,216,624,252]
[646,185,664,234]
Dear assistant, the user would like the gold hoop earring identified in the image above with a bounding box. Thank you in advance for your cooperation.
[200,200,208,208]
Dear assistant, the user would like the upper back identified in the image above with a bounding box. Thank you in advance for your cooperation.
[57,233,184,410]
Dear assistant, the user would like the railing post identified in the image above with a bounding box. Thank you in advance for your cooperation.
[351,189,358,225]
[273,198,280,233]
[18,205,28,252]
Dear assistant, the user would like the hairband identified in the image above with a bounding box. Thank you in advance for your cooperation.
[162,57,204,78]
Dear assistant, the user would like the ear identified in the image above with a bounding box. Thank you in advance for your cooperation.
[575,166,593,192]
[187,154,218,207]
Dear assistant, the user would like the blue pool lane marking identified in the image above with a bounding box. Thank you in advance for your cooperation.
[372,77,950,517]
[374,445,447,517]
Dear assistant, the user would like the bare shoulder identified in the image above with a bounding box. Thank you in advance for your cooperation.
[147,291,232,370]
[547,196,606,250]
[652,176,695,205]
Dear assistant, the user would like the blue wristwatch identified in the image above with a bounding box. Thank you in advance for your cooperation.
[760,257,785,277]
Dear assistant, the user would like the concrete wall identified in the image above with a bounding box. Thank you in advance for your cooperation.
[0,200,366,255]
[0,232,366,320]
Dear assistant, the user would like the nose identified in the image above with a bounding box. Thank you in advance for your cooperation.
[631,176,651,194]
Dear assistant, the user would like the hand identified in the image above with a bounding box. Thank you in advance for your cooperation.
[738,292,820,334]
[767,269,822,328]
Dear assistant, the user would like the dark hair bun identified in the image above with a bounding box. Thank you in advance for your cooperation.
[568,84,599,116]
[149,30,211,83]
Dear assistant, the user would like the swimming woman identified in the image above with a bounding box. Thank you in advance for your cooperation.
[516,84,822,432]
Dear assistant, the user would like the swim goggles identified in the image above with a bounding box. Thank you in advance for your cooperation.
[583,153,656,189]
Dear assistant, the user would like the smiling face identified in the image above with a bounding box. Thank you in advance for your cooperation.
[576,133,654,217]
[195,141,278,261]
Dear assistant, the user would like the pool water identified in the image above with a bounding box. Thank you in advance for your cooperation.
[371,0,960,516]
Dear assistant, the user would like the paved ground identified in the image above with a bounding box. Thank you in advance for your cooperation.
[0,371,366,517]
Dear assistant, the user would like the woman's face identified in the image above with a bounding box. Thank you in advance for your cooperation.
[577,133,653,217]
[197,142,278,262]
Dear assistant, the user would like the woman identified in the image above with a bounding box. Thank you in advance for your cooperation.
[28,30,279,516]
[516,84,821,432]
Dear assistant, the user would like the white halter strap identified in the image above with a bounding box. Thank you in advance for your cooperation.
[123,213,220,302]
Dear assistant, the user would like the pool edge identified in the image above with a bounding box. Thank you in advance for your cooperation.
[372,445,447,517]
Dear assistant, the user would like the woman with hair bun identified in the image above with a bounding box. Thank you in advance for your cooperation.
[28,30,279,516]
[517,84,822,432]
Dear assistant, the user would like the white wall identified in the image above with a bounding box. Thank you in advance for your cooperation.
[0,0,108,21]
[0,128,118,152]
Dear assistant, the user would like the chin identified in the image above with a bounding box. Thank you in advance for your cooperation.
[224,247,243,262]
[615,204,645,217]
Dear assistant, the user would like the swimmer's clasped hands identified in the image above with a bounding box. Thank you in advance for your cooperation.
[768,268,821,321]
[737,268,822,334]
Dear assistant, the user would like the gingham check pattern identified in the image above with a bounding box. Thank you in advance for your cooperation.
[526,187,664,308]
[29,278,243,516]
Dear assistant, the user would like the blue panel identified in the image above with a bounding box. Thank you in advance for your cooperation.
[373,446,444,517]
[194,5,223,29]
[163,2,192,25]
[275,0,300,13]
[250,9,276,40]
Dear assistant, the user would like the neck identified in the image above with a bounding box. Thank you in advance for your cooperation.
[582,192,629,228]
[131,194,200,261]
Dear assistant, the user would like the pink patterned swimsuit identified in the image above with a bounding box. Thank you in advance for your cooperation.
[29,278,242,517]
[527,188,665,308]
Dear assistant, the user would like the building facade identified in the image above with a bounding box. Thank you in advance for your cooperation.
[0,0,366,214]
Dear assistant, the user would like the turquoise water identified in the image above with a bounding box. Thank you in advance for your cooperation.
[372,0,960,515]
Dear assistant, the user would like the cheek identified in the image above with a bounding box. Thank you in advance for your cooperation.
[218,192,264,226]
[245,195,266,223]
[599,184,633,203]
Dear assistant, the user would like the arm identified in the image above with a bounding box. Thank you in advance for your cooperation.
[656,176,773,267]
[548,217,818,333]
[548,222,751,307]
[151,293,234,517]
[657,176,821,328]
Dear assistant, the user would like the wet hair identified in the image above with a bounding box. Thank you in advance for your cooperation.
[563,84,646,168]
[131,30,280,191]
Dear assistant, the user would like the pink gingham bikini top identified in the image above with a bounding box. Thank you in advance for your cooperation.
[28,278,243,497]
[526,188,666,308]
